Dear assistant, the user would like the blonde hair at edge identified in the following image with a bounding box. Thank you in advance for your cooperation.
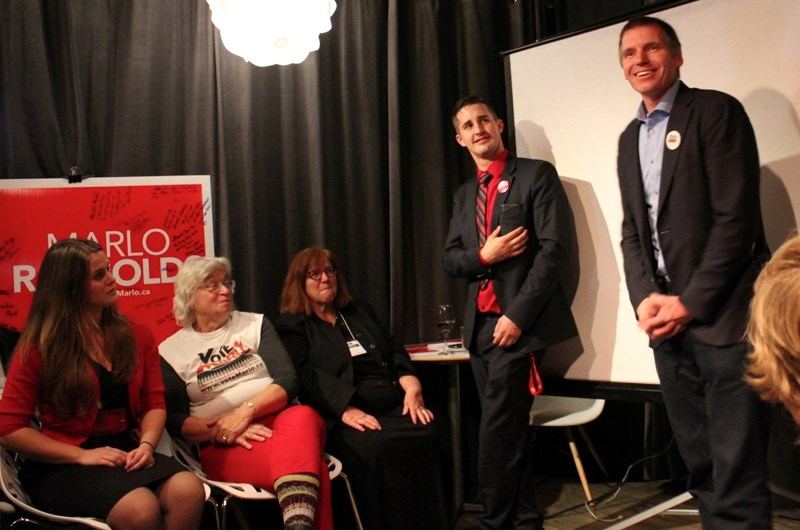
[173,255,232,327]
[746,234,800,425]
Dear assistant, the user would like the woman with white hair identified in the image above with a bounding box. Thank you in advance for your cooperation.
[159,255,333,530]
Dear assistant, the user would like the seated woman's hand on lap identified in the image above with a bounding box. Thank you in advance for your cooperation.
[342,406,381,431]
[233,424,272,450]
[400,375,434,425]
[77,446,128,468]
[123,442,155,472]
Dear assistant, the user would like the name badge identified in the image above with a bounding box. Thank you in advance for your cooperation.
[347,340,367,357]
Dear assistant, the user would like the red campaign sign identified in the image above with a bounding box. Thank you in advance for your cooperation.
[0,176,214,345]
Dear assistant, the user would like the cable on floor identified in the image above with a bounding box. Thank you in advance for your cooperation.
[583,435,676,522]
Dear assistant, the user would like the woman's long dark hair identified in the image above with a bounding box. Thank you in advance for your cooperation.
[15,239,136,417]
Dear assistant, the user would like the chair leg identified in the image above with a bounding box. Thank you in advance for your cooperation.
[10,516,48,529]
[219,496,231,530]
[565,427,593,503]
[205,496,220,530]
[337,471,364,530]
[576,425,610,480]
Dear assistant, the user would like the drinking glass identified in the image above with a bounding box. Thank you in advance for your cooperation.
[435,304,456,355]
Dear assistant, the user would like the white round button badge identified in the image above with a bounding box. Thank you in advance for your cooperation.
[666,130,681,150]
[497,180,509,194]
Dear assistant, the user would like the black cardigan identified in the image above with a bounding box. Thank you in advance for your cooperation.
[274,300,417,428]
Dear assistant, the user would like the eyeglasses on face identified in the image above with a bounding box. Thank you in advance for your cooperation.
[198,279,236,293]
[305,266,337,281]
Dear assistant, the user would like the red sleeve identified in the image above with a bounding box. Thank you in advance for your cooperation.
[128,319,166,417]
[0,347,42,437]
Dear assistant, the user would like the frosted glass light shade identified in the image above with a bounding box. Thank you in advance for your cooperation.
[207,0,337,66]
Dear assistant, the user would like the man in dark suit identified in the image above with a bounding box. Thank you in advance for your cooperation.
[443,95,577,530]
[617,16,771,529]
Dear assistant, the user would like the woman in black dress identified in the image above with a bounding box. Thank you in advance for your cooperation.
[275,247,448,530]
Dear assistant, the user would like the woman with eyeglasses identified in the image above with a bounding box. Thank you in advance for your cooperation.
[0,239,205,529]
[159,255,333,530]
[275,247,447,530]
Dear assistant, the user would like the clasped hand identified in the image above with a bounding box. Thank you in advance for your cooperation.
[78,444,153,472]
[208,408,271,449]
[636,293,692,340]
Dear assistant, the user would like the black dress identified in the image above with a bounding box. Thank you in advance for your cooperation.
[276,301,448,530]
[20,363,185,518]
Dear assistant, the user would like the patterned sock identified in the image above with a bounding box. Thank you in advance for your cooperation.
[274,473,319,530]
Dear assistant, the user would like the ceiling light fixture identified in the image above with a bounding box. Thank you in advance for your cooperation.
[207,0,337,67]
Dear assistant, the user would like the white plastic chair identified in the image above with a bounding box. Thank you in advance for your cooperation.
[529,396,608,502]
[1,443,213,530]
[169,436,363,530]
[0,446,111,529]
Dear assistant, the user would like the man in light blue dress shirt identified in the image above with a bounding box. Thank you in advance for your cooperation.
[616,16,771,529]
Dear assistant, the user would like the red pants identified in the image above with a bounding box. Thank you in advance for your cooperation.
[199,404,333,530]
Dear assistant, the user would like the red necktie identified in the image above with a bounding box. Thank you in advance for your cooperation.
[476,172,491,246]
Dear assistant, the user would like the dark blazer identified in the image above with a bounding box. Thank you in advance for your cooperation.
[274,300,417,430]
[442,154,578,353]
[618,82,769,347]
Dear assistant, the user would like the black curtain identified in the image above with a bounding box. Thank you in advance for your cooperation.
[1,0,675,342]
[0,0,520,344]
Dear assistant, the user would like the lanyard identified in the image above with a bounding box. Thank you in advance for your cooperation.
[337,311,356,341]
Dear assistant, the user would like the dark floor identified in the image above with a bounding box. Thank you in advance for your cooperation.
[4,477,800,529]
[454,477,800,530]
